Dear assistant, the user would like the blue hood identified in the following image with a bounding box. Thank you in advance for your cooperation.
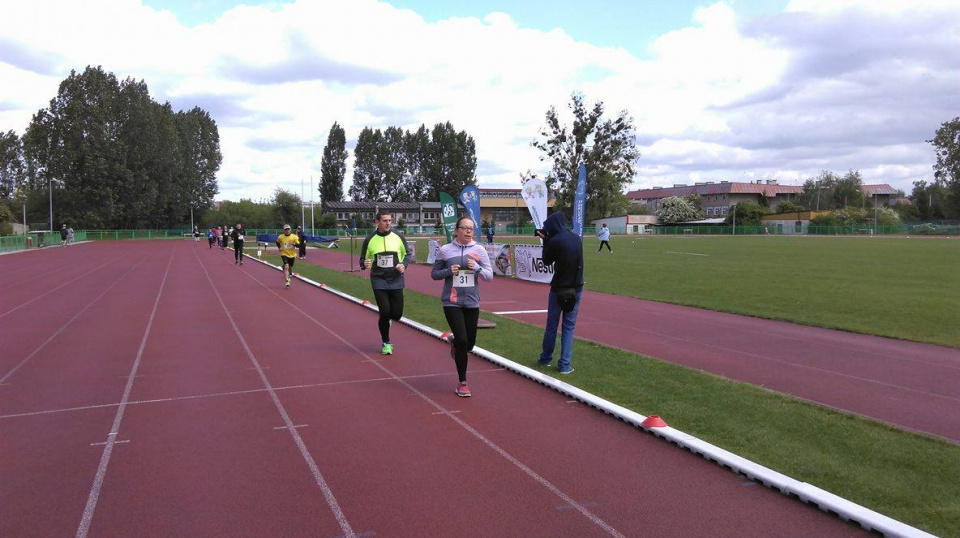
[544,212,566,237]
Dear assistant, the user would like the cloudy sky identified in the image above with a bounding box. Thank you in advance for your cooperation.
[1,0,958,201]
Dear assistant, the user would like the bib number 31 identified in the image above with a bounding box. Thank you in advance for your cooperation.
[454,272,475,288]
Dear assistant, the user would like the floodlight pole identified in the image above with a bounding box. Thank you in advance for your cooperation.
[874,192,878,234]
[301,178,306,231]
[190,205,194,233]
[732,203,737,236]
[310,175,315,236]
[48,176,53,232]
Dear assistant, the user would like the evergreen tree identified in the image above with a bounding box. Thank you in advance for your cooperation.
[319,122,346,207]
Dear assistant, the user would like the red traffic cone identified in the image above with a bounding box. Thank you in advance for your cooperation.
[362,300,371,306]
[642,415,667,428]
[440,332,452,340]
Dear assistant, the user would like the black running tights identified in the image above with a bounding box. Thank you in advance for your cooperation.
[373,288,404,342]
[444,306,479,382]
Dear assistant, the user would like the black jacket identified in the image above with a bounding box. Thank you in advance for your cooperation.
[541,212,583,291]
[230,227,244,243]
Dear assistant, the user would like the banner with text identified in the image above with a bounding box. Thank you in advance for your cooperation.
[521,178,548,229]
[572,163,587,238]
[514,244,553,284]
[459,185,482,227]
[484,243,513,276]
[426,239,441,264]
[439,191,458,243]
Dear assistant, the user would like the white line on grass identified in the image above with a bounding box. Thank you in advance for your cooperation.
[665,251,709,257]
[0,259,146,386]
[239,263,626,538]
[76,247,175,538]
[197,248,356,538]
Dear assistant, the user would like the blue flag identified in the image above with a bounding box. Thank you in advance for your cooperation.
[572,163,587,237]
[458,185,482,227]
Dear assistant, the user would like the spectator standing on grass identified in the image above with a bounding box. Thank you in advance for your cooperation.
[360,210,414,356]
[60,224,68,246]
[597,223,612,253]
[231,223,245,265]
[66,226,74,246]
[486,225,494,244]
[432,217,493,397]
[297,225,307,259]
[536,212,584,374]
[276,224,300,288]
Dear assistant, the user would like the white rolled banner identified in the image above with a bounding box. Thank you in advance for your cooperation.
[426,240,441,264]
[514,244,553,283]
[521,178,549,229]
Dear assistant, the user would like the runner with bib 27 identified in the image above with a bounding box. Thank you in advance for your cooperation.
[360,210,414,355]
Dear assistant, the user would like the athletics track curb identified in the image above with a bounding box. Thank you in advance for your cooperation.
[243,252,934,538]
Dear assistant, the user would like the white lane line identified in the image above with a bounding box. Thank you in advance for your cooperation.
[432,410,461,415]
[241,267,626,538]
[196,248,356,538]
[90,440,130,447]
[0,259,146,386]
[665,251,709,257]
[0,258,115,318]
[0,369,508,421]
[491,309,548,315]
[275,424,308,430]
[76,247,175,538]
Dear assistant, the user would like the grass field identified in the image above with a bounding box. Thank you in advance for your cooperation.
[331,235,960,348]
[260,252,960,536]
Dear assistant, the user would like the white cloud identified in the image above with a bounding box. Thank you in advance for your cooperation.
[0,0,958,202]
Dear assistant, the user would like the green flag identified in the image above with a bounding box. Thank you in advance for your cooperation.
[439,191,458,243]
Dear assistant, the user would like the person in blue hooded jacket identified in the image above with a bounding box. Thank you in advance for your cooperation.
[535,212,584,374]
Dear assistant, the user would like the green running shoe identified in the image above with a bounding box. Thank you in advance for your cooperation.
[381,343,393,355]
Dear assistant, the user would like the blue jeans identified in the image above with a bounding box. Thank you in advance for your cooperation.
[539,289,582,371]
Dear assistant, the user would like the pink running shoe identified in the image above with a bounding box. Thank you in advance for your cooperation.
[455,382,472,398]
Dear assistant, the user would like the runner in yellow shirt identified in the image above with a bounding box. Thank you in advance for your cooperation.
[276,224,300,288]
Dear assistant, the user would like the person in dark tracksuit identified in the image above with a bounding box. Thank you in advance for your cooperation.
[432,217,493,397]
[536,212,584,374]
[231,223,245,265]
[297,225,307,259]
[360,210,414,355]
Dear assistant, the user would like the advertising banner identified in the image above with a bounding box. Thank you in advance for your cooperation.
[439,191,458,243]
[521,178,548,229]
[572,163,587,237]
[514,244,553,284]
[483,243,513,276]
[458,185,482,227]
[426,240,441,264]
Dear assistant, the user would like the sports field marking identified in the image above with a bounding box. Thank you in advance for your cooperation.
[0,368,507,421]
[275,424,308,430]
[239,264,626,538]
[90,440,130,447]
[585,314,960,403]
[77,248,174,538]
[492,309,549,315]
[0,258,146,386]
[197,249,357,538]
[432,410,462,415]
[665,250,709,257]
[583,294,960,372]
[0,258,114,318]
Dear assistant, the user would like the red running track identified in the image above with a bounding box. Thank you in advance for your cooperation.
[305,247,960,443]
[0,241,862,536]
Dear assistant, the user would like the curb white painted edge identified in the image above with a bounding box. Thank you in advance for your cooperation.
[246,253,935,538]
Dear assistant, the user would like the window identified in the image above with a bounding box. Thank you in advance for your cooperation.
[492,209,518,222]
[423,211,438,221]
[721,206,728,214]
[336,212,349,220]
